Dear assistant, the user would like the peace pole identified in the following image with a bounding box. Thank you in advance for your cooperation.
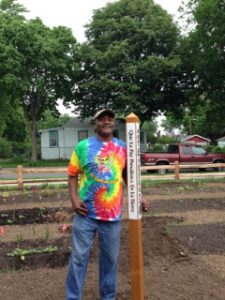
[126,113,144,300]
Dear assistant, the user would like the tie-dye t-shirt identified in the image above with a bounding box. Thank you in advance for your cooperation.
[68,136,127,221]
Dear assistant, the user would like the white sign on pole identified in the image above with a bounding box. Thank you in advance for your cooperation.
[126,121,142,220]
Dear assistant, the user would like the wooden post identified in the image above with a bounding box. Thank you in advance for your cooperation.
[17,165,24,189]
[174,161,180,180]
[126,113,144,300]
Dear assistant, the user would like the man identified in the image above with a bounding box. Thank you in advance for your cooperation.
[66,109,148,300]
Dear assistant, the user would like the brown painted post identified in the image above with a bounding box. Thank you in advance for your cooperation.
[17,165,24,189]
[174,161,180,180]
[126,113,144,300]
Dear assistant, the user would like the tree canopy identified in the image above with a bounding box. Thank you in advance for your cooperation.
[37,110,70,130]
[177,0,225,139]
[72,0,187,123]
[0,0,78,160]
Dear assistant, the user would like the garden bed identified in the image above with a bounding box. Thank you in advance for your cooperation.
[1,180,225,300]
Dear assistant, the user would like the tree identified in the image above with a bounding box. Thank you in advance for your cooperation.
[142,120,157,143]
[179,0,225,139]
[0,0,78,161]
[72,0,187,124]
[0,0,25,137]
[3,105,28,142]
[37,110,70,130]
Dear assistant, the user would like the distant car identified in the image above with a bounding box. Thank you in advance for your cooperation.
[141,143,225,173]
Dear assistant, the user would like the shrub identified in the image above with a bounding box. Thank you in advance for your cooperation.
[207,145,225,154]
[148,144,166,152]
[0,138,12,158]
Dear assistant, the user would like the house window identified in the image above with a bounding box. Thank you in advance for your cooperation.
[49,131,58,147]
[113,129,119,138]
[78,130,88,142]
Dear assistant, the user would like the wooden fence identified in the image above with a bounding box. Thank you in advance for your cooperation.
[0,162,225,188]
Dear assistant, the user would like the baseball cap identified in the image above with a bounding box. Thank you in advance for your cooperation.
[94,109,115,120]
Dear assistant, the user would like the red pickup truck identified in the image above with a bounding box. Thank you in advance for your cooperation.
[141,144,225,173]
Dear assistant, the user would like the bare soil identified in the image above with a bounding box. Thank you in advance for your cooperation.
[0,207,71,225]
[0,180,225,300]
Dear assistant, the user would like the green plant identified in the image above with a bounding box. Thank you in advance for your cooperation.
[15,233,23,245]
[2,191,9,198]
[18,214,25,219]
[177,185,193,193]
[10,265,17,273]
[44,224,50,241]
[38,207,46,218]
[6,245,58,261]
[0,138,12,159]
[164,220,180,236]
[197,182,205,190]
[6,219,13,225]
[32,224,36,238]
[42,188,52,197]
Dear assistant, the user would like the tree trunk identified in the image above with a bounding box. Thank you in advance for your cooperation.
[31,118,37,162]
[23,108,38,162]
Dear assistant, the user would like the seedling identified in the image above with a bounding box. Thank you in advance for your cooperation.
[15,233,23,246]
[163,220,180,236]
[18,214,25,220]
[42,188,52,197]
[6,219,13,225]
[197,182,205,190]
[32,224,36,238]
[39,207,46,218]
[2,191,9,198]
[44,224,50,241]
[177,185,193,193]
[6,246,58,261]
[1,213,9,218]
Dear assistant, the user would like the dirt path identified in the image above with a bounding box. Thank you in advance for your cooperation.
[1,216,225,300]
[1,247,225,300]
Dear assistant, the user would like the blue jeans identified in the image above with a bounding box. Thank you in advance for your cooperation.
[66,214,121,300]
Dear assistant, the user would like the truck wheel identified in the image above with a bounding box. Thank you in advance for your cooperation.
[156,162,168,175]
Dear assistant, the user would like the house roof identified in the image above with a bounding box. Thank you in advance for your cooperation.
[217,136,225,142]
[39,117,126,132]
[39,127,62,133]
[181,135,211,142]
[63,117,125,127]
[63,117,94,128]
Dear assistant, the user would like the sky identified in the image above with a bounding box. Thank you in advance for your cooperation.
[18,0,185,122]
[20,0,184,42]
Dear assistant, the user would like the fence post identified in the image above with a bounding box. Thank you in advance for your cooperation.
[174,161,180,180]
[17,165,24,189]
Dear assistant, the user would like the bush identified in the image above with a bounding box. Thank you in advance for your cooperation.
[11,141,32,158]
[0,138,12,159]
[206,145,225,154]
[147,144,166,152]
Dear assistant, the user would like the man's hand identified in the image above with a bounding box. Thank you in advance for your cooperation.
[141,196,150,212]
[73,198,88,216]
[68,176,88,216]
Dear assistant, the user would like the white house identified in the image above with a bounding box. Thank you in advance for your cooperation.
[217,137,225,148]
[39,117,147,160]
